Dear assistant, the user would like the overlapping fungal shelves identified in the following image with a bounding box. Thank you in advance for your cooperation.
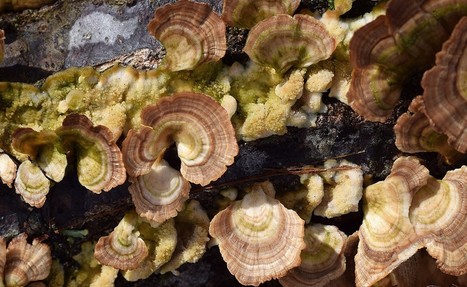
[0,0,466,286]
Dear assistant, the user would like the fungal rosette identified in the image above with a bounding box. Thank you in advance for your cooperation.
[355,156,429,287]
[409,166,467,275]
[4,233,52,287]
[221,0,300,29]
[14,161,50,208]
[279,224,347,287]
[56,114,126,193]
[122,92,238,186]
[94,212,148,270]
[128,159,191,224]
[421,17,467,153]
[244,14,336,74]
[394,96,463,164]
[209,182,305,286]
[147,0,226,71]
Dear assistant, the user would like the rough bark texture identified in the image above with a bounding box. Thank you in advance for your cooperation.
[0,0,461,286]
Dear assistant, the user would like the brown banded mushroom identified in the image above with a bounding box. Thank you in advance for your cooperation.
[128,159,191,224]
[221,0,300,29]
[4,233,52,287]
[94,211,148,270]
[355,156,429,287]
[409,166,467,275]
[421,17,467,153]
[147,0,226,71]
[14,161,50,208]
[394,96,463,164]
[56,114,126,193]
[209,182,305,286]
[0,152,16,188]
[244,14,336,74]
[122,92,238,186]
[279,224,347,287]
[12,128,66,182]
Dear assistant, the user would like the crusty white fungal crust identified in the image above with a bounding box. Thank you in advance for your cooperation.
[209,183,305,286]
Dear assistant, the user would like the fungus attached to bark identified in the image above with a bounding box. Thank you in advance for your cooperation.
[14,160,50,208]
[221,0,300,29]
[122,92,238,186]
[94,212,148,271]
[128,159,191,224]
[279,224,347,287]
[0,237,5,284]
[422,17,467,153]
[0,152,16,188]
[409,166,467,275]
[4,233,52,287]
[56,114,126,193]
[147,0,226,71]
[0,0,55,13]
[394,96,463,164]
[209,182,305,286]
[244,14,336,74]
[355,156,429,287]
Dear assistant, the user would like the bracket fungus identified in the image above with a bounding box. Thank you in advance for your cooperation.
[244,14,336,74]
[221,0,300,29]
[279,224,347,287]
[347,0,467,122]
[147,0,226,71]
[122,92,238,186]
[209,182,305,286]
[94,212,148,271]
[3,233,52,287]
[0,0,55,13]
[0,152,16,188]
[409,166,467,275]
[421,16,467,153]
[56,114,126,193]
[355,156,429,287]
[128,159,191,224]
[14,160,50,208]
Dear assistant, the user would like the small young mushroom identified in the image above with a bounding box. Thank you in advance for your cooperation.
[355,156,429,287]
[122,92,238,186]
[147,0,226,71]
[56,114,126,193]
[0,152,16,188]
[12,128,66,182]
[394,96,463,164]
[94,211,148,270]
[14,160,50,208]
[279,224,347,287]
[4,233,52,287]
[221,0,300,29]
[422,17,467,153]
[209,182,305,286]
[409,166,467,275]
[244,14,336,74]
[128,159,191,224]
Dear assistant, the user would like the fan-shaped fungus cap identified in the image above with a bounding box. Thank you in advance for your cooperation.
[410,166,467,275]
[422,17,467,153]
[122,92,238,186]
[394,96,463,164]
[279,224,347,287]
[129,159,191,224]
[244,14,336,74]
[0,153,16,188]
[221,0,300,29]
[209,182,305,286]
[4,233,52,287]
[147,0,226,71]
[57,114,126,193]
[94,212,148,270]
[14,160,50,208]
[12,128,66,182]
[355,156,429,287]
